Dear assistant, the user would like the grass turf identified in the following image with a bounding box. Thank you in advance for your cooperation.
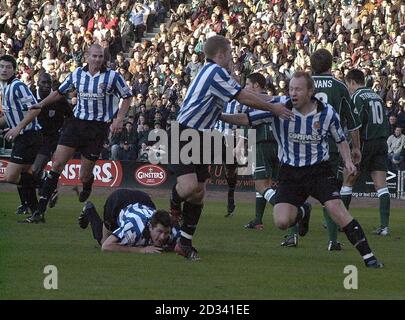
[0,191,404,300]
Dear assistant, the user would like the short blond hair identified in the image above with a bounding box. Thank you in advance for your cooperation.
[203,35,230,60]
[291,71,315,91]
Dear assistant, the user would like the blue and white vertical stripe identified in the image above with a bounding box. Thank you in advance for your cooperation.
[1,78,41,132]
[113,203,155,246]
[58,67,133,122]
[177,62,241,130]
[214,100,249,135]
[248,96,346,167]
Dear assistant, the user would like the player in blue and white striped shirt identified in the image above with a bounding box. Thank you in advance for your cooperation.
[26,44,133,224]
[78,189,179,253]
[221,72,383,268]
[0,54,42,217]
[169,35,293,260]
[214,100,249,216]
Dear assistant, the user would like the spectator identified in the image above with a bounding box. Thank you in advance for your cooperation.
[117,141,137,160]
[387,127,405,171]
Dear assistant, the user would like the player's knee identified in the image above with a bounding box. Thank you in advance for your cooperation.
[273,216,290,230]
[325,200,344,216]
[51,161,65,173]
[177,180,199,199]
[5,173,19,184]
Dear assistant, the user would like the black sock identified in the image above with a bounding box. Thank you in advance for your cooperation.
[226,176,236,205]
[87,206,103,245]
[17,184,26,206]
[171,184,184,208]
[83,174,94,191]
[20,173,38,212]
[343,219,375,264]
[180,201,203,246]
[38,171,60,213]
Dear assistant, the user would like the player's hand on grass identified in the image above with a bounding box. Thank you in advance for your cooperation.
[143,246,163,254]
[271,103,294,120]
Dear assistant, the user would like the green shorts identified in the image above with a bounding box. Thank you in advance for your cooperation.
[253,141,279,180]
[360,138,388,173]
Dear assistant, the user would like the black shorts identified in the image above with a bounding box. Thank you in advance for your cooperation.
[167,124,210,182]
[10,130,43,165]
[103,189,156,232]
[58,118,109,161]
[37,133,59,157]
[274,161,341,207]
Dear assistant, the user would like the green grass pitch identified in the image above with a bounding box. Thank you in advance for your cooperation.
[0,191,404,299]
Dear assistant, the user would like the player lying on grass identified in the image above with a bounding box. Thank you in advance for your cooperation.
[220,71,383,268]
[78,189,179,254]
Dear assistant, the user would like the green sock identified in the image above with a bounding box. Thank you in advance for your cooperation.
[255,193,266,223]
[287,224,298,236]
[323,207,338,243]
[340,186,352,209]
[377,189,390,228]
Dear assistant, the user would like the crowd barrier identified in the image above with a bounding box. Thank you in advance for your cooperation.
[0,157,404,199]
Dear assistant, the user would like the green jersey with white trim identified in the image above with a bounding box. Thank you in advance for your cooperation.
[312,74,361,152]
[351,87,389,141]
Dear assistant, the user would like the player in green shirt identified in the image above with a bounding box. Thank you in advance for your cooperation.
[342,69,391,236]
[282,49,362,250]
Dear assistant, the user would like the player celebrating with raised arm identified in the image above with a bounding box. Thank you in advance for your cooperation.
[221,72,383,268]
[169,35,293,260]
[25,44,133,223]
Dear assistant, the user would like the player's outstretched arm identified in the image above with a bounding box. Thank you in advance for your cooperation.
[101,234,163,254]
[110,96,132,135]
[220,113,249,126]
[31,91,64,109]
[4,108,41,142]
[236,89,293,119]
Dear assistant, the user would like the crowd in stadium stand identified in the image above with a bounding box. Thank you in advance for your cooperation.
[0,0,404,167]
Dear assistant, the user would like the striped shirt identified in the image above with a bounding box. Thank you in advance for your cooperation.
[113,203,179,247]
[58,65,133,122]
[177,59,241,131]
[1,77,41,133]
[214,100,249,135]
[248,96,346,167]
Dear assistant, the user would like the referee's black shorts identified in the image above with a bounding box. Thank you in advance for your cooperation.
[274,161,341,207]
[10,130,43,165]
[167,124,210,183]
[103,189,156,232]
[58,118,109,161]
[37,133,59,158]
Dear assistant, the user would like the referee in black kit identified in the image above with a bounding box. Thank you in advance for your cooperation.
[15,72,73,215]
[25,44,133,223]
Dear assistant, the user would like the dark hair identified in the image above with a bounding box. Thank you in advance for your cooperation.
[246,72,266,89]
[310,49,333,74]
[203,35,230,60]
[151,210,172,228]
[0,54,17,70]
[345,69,365,85]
